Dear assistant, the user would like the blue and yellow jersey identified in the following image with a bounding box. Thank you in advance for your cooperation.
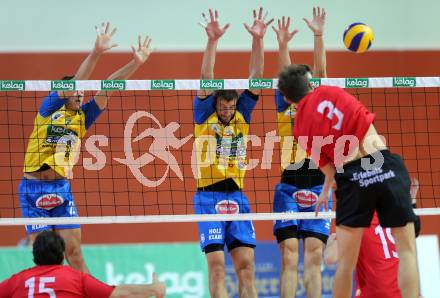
[23,92,102,177]
[275,90,307,170]
[275,90,324,187]
[193,90,258,189]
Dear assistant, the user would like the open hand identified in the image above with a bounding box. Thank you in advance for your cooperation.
[131,35,152,66]
[303,6,326,36]
[199,9,230,41]
[272,16,299,47]
[94,22,118,54]
[244,7,274,39]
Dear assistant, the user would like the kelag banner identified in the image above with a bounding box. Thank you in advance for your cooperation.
[0,243,208,298]
[0,241,335,297]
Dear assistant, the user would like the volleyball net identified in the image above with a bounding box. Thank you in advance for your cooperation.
[0,77,439,225]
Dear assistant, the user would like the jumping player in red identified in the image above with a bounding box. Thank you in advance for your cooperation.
[0,231,166,298]
[324,179,421,298]
[277,64,419,298]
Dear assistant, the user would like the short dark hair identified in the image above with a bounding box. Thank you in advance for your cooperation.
[277,64,313,103]
[33,231,65,266]
[213,90,239,103]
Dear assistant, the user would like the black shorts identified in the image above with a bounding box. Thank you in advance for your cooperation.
[274,226,329,244]
[335,150,417,228]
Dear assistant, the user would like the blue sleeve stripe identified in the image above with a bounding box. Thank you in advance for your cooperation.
[39,92,65,117]
[237,91,258,124]
[82,99,103,129]
[193,95,215,124]
[275,90,290,113]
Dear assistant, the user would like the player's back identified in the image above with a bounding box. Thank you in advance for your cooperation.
[2,265,95,298]
[356,213,401,298]
[293,85,375,167]
[296,85,374,135]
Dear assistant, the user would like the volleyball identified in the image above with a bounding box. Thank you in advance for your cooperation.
[343,22,374,53]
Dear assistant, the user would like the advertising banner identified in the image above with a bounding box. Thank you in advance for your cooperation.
[0,241,337,297]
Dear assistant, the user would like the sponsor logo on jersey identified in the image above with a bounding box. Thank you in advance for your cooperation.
[211,124,221,134]
[151,80,175,90]
[345,78,369,88]
[36,194,64,210]
[292,190,318,208]
[223,126,233,136]
[0,80,25,91]
[51,112,63,121]
[249,78,273,89]
[101,80,126,90]
[350,168,396,187]
[393,77,416,87]
[215,200,239,214]
[51,80,75,91]
[45,125,78,144]
[200,79,224,90]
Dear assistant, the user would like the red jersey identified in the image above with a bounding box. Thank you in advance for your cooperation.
[293,86,375,167]
[0,265,114,298]
[356,213,401,298]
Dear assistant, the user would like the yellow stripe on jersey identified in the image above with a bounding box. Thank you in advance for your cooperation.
[277,103,307,171]
[194,111,249,189]
[23,107,86,177]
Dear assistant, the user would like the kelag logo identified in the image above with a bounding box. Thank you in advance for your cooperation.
[345,78,369,88]
[106,262,204,298]
[249,79,273,89]
[95,244,207,298]
[51,80,75,91]
[393,77,416,87]
[0,80,25,91]
[151,80,175,90]
[101,80,126,91]
[200,79,224,90]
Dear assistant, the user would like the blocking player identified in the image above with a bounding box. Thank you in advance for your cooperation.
[193,8,272,298]
[271,7,329,298]
[19,23,152,273]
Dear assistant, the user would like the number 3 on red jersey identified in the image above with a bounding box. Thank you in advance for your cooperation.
[317,100,344,130]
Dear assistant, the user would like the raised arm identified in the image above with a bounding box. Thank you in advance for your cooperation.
[197,9,230,96]
[304,7,327,78]
[244,7,273,80]
[94,35,152,110]
[272,16,299,71]
[74,22,118,80]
